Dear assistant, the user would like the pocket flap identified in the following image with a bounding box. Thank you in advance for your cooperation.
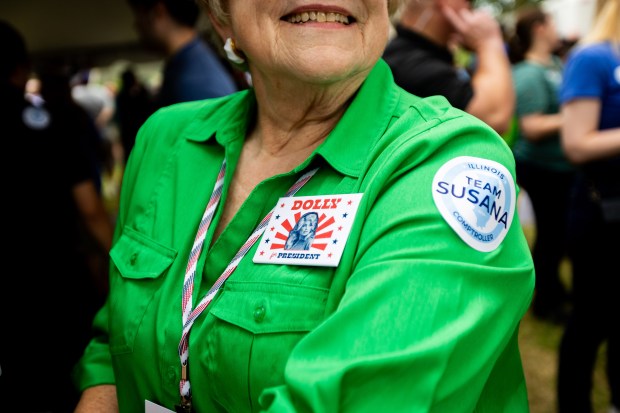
[210,281,328,334]
[110,227,177,279]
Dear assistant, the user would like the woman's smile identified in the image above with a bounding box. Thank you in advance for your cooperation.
[284,11,352,25]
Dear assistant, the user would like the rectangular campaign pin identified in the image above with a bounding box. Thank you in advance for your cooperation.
[252,193,363,267]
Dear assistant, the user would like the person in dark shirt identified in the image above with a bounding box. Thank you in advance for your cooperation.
[0,19,114,413]
[115,66,154,163]
[384,0,514,134]
[38,66,108,193]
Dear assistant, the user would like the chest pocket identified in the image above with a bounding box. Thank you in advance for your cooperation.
[109,227,177,354]
[210,280,328,333]
[207,280,329,411]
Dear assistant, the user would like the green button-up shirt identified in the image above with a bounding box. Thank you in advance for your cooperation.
[75,59,534,413]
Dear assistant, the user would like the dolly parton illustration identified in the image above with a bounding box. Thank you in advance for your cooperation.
[284,212,319,251]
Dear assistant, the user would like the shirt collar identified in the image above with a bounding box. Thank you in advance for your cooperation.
[183,59,400,178]
[183,90,255,146]
[314,59,399,177]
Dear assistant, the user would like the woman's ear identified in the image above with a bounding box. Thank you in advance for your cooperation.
[207,10,248,68]
[207,11,232,42]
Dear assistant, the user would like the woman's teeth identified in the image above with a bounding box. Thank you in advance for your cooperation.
[286,11,350,24]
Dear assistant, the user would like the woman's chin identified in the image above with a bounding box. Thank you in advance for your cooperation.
[287,62,368,87]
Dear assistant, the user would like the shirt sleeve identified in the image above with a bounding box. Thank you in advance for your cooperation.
[560,46,606,104]
[259,118,535,412]
[72,300,116,389]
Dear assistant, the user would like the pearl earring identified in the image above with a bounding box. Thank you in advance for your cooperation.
[224,38,245,65]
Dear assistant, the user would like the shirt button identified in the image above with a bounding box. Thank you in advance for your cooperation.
[130,252,138,265]
[166,366,176,383]
[253,306,266,323]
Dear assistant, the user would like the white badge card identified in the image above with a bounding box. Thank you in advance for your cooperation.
[253,194,363,267]
[146,400,175,413]
[432,156,516,252]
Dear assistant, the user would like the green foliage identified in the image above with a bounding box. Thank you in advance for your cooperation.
[473,0,545,18]
[453,47,474,70]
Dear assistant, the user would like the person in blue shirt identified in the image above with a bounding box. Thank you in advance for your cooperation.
[557,0,620,411]
[127,0,239,110]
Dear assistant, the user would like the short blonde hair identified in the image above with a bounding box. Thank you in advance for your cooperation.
[200,0,406,27]
[581,0,620,44]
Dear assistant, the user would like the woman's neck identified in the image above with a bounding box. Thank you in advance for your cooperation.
[525,50,553,66]
[231,67,372,190]
[248,76,359,159]
[525,40,555,66]
[242,126,326,175]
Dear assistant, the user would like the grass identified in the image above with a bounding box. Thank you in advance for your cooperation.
[519,304,612,413]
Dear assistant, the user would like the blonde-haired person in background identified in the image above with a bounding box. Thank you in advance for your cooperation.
[72,0,534,411]
[557,0,620,411]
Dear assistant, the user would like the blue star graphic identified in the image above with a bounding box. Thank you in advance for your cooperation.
[342,213,348,218]
[332,239,338,244]
[265,238,270,244]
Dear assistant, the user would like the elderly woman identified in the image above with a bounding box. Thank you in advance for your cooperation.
[73,0,534,412]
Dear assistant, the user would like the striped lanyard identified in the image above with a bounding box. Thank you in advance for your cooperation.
[177,158,318,409]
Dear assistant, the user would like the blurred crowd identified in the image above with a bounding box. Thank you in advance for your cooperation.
[1,0,618,411]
